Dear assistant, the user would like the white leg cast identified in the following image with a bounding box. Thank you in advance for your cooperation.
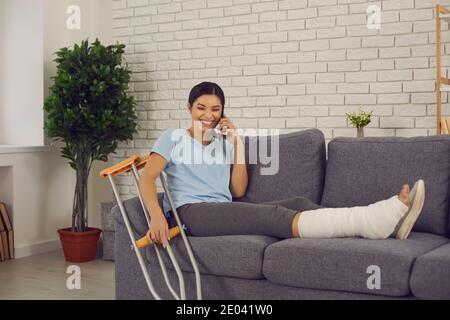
[298,195,409,240]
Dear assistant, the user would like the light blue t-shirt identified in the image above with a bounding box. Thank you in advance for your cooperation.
[150,128,234,217]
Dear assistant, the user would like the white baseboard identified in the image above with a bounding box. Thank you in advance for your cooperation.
[14,239,61,259]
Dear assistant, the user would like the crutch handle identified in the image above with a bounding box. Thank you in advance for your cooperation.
[136,226,181,249]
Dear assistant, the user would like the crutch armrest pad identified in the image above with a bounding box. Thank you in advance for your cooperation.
[100,155,139,177]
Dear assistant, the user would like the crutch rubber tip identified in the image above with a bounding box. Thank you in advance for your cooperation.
[135,226,181,249]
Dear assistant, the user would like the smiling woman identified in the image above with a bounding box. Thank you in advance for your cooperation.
[138,81,423,254]
[187,83,226,145]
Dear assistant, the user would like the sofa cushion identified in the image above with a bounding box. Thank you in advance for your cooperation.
[321,136,450,236]
[234,128,326,205]
[410,242,450,299]
[263,232,448,297]
[146,235,279,280]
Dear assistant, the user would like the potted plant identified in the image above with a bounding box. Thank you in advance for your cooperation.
[346,107,373,138]
[44,38,138,262]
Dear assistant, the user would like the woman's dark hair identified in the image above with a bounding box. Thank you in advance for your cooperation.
[188,82,225,117]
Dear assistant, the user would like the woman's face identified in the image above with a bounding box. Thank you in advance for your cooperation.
[189,94,223,134]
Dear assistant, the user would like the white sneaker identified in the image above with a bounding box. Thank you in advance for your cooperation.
[393,179,425,240]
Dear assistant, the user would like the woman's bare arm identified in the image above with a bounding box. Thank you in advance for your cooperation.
[139,153,168,217]
[139,153,171,246]
[230,136,248,198]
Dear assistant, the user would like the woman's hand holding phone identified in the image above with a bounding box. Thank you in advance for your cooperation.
[215,115,238,142]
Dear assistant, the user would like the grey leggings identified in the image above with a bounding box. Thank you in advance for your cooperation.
[167,196,323,238]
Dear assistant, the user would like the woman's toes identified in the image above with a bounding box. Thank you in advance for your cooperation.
[399,184,410,207]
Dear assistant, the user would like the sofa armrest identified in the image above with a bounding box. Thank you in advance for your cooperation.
[112,192,164,236]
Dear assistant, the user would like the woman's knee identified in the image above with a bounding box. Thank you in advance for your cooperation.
[293,196,311,205]
[293,196,321,211]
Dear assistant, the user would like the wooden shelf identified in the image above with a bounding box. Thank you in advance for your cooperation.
[439,5,450,14]
[435,4,450,134]
[441,116,450,134]
[441,13,450,22]
[440,78,450,91]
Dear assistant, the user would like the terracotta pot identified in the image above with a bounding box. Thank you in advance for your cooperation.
[58,227,102,263]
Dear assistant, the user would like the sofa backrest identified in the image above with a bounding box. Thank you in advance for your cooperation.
[321,135,450,237]
[235,128,326,205]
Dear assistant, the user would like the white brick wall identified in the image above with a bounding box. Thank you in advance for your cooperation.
[112,0,450,197]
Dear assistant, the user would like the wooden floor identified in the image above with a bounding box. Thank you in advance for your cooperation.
[0,250,115,299]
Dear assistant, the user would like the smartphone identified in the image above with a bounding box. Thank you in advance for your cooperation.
[214,112,229,159]
[213,110,227,137]
[213,121,223,137]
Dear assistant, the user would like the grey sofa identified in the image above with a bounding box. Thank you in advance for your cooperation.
[112,128,450,300]
[101,201,116,261]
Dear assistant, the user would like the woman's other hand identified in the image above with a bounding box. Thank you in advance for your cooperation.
[146,209,169,248]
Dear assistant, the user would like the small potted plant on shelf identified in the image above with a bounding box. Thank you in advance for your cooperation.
[44,38,138,262]
[346,107,373,138]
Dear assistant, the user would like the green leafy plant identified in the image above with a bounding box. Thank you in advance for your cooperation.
[44,38,138,232]
[346,107,373,129]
